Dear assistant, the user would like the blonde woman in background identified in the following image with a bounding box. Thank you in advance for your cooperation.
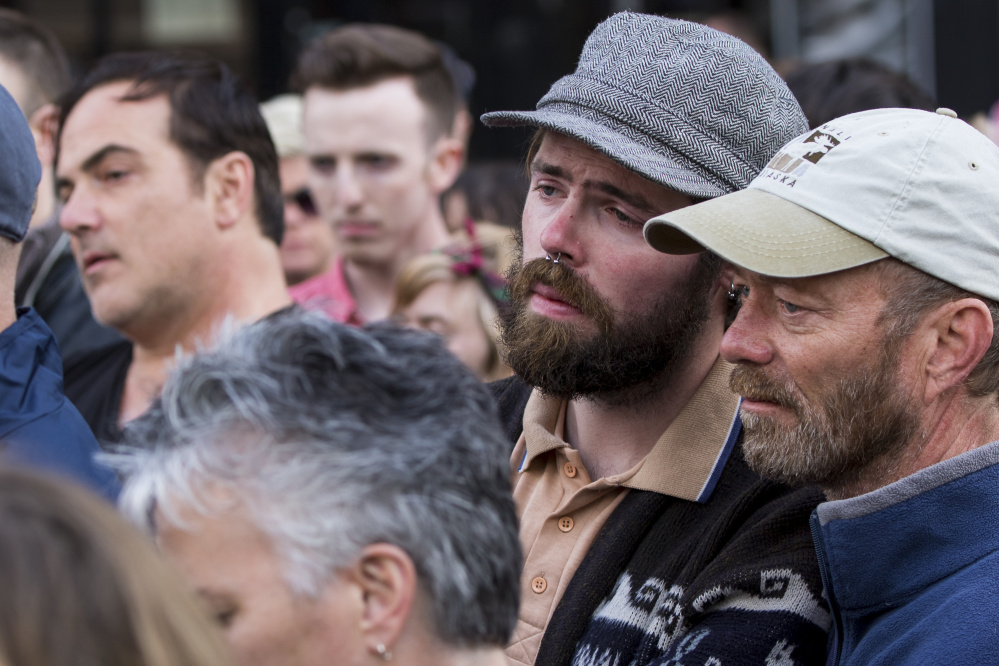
[0,469,232,666]
[393,223,514,382]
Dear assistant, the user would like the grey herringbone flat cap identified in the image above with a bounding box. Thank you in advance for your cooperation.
[481,12,807,199]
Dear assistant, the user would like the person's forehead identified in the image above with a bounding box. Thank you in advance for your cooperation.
[59,81,173,167]
[409,279,479,317]
[302,77,429,142]
[157,498,277,575]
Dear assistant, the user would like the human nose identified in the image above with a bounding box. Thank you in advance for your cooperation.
[334,164,364,210]
[537,196,580,265]
[58,186,101,236]
[283,196,307,227]
[720,297,775,366]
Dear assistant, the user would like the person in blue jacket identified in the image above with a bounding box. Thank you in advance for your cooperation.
[645,107,999,663]
[0,81,118,500]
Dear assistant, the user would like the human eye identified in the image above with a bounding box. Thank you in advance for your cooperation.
[55,181,74,205]
[778,299,802,314]
[610,207,639,226]
[309,155,336,174]
[215,607,237,629]
[358,153,396,171]
[97,164,131,185]
[533,183,558,198]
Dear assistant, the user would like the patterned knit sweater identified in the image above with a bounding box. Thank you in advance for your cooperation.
[491,376,830,666]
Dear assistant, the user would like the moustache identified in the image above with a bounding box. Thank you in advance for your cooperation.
[506,257,613,333]
[729,365,803,414]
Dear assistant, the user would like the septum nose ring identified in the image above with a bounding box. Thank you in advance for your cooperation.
[545,253,561,264]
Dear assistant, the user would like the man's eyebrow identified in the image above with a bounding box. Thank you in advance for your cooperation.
[587,180,657,215]
[76,144,139,174]
[530,159,572,182]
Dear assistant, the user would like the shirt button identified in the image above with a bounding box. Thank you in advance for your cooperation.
[531,576,548,594]
[558,516,574,532]
[563,462,577,478]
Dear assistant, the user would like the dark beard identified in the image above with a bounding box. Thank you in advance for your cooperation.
[729,331,920,494]
[500,251,718,408]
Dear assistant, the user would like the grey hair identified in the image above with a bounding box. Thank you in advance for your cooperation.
[114,313,520,647]
[875,258,999,398]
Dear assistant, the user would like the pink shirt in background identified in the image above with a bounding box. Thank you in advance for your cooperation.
[288,256,363,326]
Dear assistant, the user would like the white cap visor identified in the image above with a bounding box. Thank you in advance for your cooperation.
[644,188,888,278]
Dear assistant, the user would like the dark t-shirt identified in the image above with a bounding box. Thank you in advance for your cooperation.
[63,339,133,449]
[63,304,302,449]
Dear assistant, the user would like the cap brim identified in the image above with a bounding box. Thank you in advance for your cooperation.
[644,188,888,277]
[481,107,731,199]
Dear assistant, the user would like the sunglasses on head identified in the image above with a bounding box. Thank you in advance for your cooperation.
[285,188,318,216]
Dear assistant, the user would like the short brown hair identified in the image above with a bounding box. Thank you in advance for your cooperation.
[0,9,70,115]
[292,23,457,141]
[876,259,999,398]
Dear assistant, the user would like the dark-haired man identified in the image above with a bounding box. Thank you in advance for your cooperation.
[55,52,292,444]
[292,23,462,323]
[483,12,828,666]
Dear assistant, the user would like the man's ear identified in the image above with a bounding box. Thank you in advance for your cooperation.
[426,136,464,195]
[29,103,59,166]
[205,151,255,229]
[921,298,993,403]
[349,543,417,658]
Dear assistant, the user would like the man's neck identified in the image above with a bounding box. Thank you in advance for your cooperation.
[345,212,451,322]
[827,391,999,500]
[119,235,292,424]
[565,325,725,479]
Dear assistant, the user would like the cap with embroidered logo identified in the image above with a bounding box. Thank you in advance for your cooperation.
[644,107,999,301]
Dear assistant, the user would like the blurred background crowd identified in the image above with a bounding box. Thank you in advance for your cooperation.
[0,1,995,664]
[7,0,999,159]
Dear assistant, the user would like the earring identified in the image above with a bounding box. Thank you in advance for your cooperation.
[375,644,393,661]
[545,254,552,262]
[553,252,561,264]
[727,282,748,302]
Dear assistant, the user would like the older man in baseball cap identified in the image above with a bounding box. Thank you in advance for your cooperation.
[647,107,999,663]
[483,11,828,666]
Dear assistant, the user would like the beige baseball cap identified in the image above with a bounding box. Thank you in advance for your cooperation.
[644,107,999,301]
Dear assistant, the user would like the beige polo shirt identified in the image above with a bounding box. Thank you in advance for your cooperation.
[505,357,741,666]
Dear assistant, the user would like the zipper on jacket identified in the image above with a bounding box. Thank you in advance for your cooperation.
[810,511,842,666]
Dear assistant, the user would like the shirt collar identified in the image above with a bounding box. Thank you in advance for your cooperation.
[519,357,742,503]
[287,256,363,325]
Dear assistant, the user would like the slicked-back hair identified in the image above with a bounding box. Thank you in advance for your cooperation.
[0,9,70,115]
[292,23,458,142]
[116,314,520,648]
[55,51,283,245]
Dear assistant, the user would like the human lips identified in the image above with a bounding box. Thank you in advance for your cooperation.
[80,249,119,275]
[730,366,800,418]
[335,220,379,239]
[529,283,583,319]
